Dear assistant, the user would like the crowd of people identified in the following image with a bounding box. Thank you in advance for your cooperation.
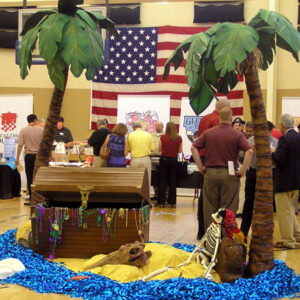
[14,108,300,249]
[191,100,300,250]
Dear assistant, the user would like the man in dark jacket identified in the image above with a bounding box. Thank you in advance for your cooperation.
[272,114,300,249]
[88,119,111,167]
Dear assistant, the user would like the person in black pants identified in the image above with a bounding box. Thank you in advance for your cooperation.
[241,168,256,236]
[197,157,205,240]
[158,122,182,208]
[15,114,43,205]
[241,121,278,236]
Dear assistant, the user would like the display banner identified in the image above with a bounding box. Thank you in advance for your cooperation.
[0,94,33,188]
[179,97,216,157]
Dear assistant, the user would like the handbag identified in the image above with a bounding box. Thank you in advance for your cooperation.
[100,141,110,160]
[177,154,188,179]
[177,160,188,179]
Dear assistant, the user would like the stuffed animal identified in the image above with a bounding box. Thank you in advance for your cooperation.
[85,241,152,270]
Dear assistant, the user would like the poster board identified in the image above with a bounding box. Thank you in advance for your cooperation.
[0,94,33,189]
[179,97,217,157]
[282,97,300,128]
[117,95,170,133]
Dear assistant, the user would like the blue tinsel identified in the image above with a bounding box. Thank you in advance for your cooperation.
[0,229,300,299]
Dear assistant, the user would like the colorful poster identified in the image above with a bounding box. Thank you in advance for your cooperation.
[117,95,170,133]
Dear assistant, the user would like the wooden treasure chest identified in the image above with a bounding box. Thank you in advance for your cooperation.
[30,167,150,259]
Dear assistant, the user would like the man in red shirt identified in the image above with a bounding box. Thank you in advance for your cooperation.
[272,126,282,140]
[192,107,253,231]
[196,98,230,239]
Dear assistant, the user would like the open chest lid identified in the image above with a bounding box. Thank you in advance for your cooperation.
[32,167,150,206]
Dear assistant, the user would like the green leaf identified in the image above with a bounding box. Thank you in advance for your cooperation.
[205,23,222,37]
[275,15,300,61]
[82,23,105,80]
[18,19,46,79]
[213,23,259,76]
[87,11,119,39]
[189,74,215,115]
[185,35,209,87]
[163,33,206,81]
[216,71,238,94]
[257,33,275,70]
[47,52,66,90]
[20,9,57,35]
[204,59,218,88]
[188,63,216,115]
[250,9,300,62]
[259,10,279,28]
[61,16,90,77]
[76,9,97,30]
[39,13,70,63]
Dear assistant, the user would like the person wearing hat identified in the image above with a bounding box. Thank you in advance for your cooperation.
[232,117,246,136]
[232,117,246,218]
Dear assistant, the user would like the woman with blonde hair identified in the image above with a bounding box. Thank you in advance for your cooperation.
[104,123,128,167]
[158,122,182,207]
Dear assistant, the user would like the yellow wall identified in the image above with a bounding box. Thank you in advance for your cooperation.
[1,0,300,138]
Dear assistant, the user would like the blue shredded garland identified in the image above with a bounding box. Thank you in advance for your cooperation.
[0,229,299,300]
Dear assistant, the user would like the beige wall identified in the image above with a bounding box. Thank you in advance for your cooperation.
[1,0,300,138]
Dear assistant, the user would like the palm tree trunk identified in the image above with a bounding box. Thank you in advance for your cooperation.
[33,65,69,178]
[242,53,274,277]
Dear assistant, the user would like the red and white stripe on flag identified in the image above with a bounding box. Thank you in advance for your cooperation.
[91,26,244,130]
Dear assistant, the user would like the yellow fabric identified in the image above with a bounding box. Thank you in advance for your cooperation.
[16,223,220,283]
[128,128,154,158]
[54,243,220,283]
[16,220,31,243]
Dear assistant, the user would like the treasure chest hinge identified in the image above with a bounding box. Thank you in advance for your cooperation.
[77,185,94,209]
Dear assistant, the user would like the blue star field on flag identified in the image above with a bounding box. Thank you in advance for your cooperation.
[94,27,158,84]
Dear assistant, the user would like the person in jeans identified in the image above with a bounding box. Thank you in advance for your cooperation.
[158,122,182,208]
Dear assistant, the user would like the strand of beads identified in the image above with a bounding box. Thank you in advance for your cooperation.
[96,208,102,227]
[125,209,128,228]
[109,209,117,238]
[101,209,107,242]
[49,207,55,259]
[34,207,39,245]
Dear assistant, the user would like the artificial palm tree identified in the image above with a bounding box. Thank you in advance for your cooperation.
[17,0,117,176]
[164,9,300,277]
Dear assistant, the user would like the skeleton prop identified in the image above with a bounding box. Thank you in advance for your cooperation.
[142,208,245,282]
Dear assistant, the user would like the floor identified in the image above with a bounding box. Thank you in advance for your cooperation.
[0,194,299,299]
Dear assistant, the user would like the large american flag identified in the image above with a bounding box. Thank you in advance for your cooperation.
[91,26,244,130]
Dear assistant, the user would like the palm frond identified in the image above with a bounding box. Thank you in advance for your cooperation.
[20,10,57,35]
[213,23,259,76]
[250,9,300,62]
[39,13,70,63]
[18,16,48,79]
[163,32,208,81]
